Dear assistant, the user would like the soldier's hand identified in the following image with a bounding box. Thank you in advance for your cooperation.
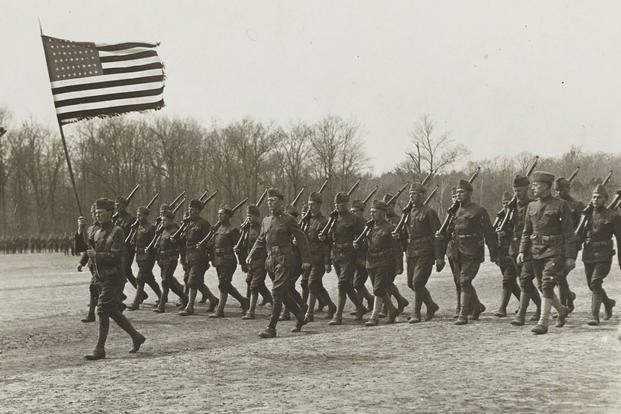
[435,258,445,272]
[353,241,360,249]
[318,233,326,242]
[86,249,96,259]
[246,257,252,266]
[392,232,400,240]
[565,258,576,271]
[325,264,331,273]
[77,264,83,272]
[435,231,444,241]
[517,253,524,265]
[302,262,311,271]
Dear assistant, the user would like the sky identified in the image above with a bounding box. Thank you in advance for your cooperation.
[1,1,620,174]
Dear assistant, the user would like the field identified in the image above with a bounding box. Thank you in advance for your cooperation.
[1,253,620,413]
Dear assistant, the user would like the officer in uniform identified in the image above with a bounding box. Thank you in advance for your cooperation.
[248,188,311,338]
[113,196,143,301]
[554,177,583,312]
[127,206,162,310]
[83,198,145,360]
[154,209,188,313]
[509,175,542,326]
[208,206,248,318]
[302,192,336,323]
[179,199,214,316]
[444,179,499,325]
[493,191,521,317]
[579,184,621,325]
[518,171,576,334]
[240,204,273,320]
[354,200,403,326]
[399,183,442,323]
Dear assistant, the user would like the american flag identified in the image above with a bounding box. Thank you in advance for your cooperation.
[41,35,165,125]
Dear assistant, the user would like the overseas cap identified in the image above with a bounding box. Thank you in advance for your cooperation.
[218,206,232,216]
[409,183,426,194]
[159,203,171,212]
[189,199,204,210]
[308,191,322,203]
[115,196,128,206]
[137,206,150,215]
[372,199,388,211]
[513,174,530,188]
[161,210,175,219]
[457,180,473,192]
[267,188,284,200]
[96,198,115,211]
[247,204,260,216]
[554,177,570,190]
[335,192,349,203]
[531,171,555,185]
[593,184,609,198]
[351,199,364,211]
[502,191,512,202]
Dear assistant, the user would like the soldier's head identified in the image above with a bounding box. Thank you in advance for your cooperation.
[308,192,322,215]
[456,180,473,203]
[266,188,284,214]
[246,204,261,224]
[218,207,232,224]
[512,174,530,200]
[159,203,171,215]
[554,177,571,199]
[592,184,608,208]
[188,199,204,219]
[530,171,554,198]
[350,199,364,216]
[95,198,115,225]
[501,191,512,208]
[334,192,349,213]
[450,187,458,203]
[137,206,150,223]
[161,210,175,227]
[370,200,387,222]
[115,196,128,213]
[409,183,426,205]
[90,202,98,223]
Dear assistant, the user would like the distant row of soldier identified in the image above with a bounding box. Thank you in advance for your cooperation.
[75,165,621,360]
[0,234,75,255]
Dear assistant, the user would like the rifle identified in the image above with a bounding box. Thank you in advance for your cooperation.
[170,190,218,242]
[391,182,438,237]
[195,198,248,249]
[124,192,160,245]
[318,180,362,239]
[318,179,328,194]
[495,156,539,234]
[602,170,613,186]
[112,184,140,220]
[170,190,186,210]
[361,186,379,208]
[347,179,361,197]
[436,167,480,244]
[421,172,432,187]
[300,181,330,233]
[353,219,375,247]
[291,187,305,208]
[607,189,621,210]
[145,199,186,254]
[386,183,409,206]
[568,167,580,183]
[575,171,617,245]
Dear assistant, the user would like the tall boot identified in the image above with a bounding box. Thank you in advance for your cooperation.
[365,296,383,326]
[329,294,346,325]
[409,289,423,323]
[302,284,309,306]
[259,284,273,306]
[170,278,188,308]
[455,289,470,325]
[246,283,251,306]
[532,297,551,334]
[454,288,461,319]
[210,291,228,318]
[384,293,398,323]
[347,287,367,320]
[588,292,603,326]
[146,279,162,306]
[109,310,145,353]
[227,283,249,314]
[154,284,169,313]
[127,283,145,311]
[85,315,109,360]
[471,287,485,320]
[82,295,97,322]
[602,290,616,320]
[199,285,219,312]
[423,288,439,321]
[259,296,282,338]
[551,294,569,328]
[510,279,521,301]
[320,289,337,319]
[511,291,530,326]
[529,287,541,321]
[358,285,374,311]
[179,288,197,315]
[494,287,511,317]
[391,284,409,315]
[243,292,258,319]
[305,292,317,323]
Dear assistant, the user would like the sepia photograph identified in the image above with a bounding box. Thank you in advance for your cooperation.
[1,1,620,412]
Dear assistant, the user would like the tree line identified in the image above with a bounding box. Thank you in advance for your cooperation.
[0,108,618,237]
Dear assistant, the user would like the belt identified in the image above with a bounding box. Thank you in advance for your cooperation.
[334,242,353,249]
[158,249,177,255]
[455,233,479,239]
[136,248,148,254]
[530,234,562,243]
[408,235,433,243]
[269,245,293,254]
[585,239,612,247]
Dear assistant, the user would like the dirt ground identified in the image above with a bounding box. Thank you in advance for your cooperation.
[0,253,620,413]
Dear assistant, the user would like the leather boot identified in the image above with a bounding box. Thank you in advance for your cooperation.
[259,284,273,306]
[304,292,316,323]
[471,287,485,320]
[604,297,616,320]
[242,292,258,319]
[409,290,423,323]
[391,284,409,315]
[454,288,461,319]
[127,283,145,311]
[258,327,277,338]
[588,292,602,326]
[511,291,530,326]
[329,295,345,325]
[324,292,337,320]
[154,289,167,313]
[454,290,470,325]
[226,284,249,314]
[551,294,569,328]
[170,278,188,309]
[494,287,511,317]
[82,295,97,322]
[529,288,541,321]
[532,297,551,335]
[109,310,145,353]
[384,294,398,324]
[85,315,109,360]
[365,296,383,326]
[179,288,197,315]
[209,291,227,318]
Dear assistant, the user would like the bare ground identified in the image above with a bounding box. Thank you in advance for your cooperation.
[0,253,620,413]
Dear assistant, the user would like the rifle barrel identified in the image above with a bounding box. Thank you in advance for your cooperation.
[256,188,268,206]
[568,167,580,183]
[602,170,613,186]
[347,180,361,196]
[387,183,409,205]
[423,185,439,205]
[170,191,186,208]
[469,167,481,183]
[526,156,539,177]
[126,184,140,203]
[291,188,305,207]
[421,172,432,186]
[318,179,329,194]
[146,192,159,209]
[362,186,378,205]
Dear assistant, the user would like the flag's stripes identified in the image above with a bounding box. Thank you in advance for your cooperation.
[52,75,164,95]
[51,69,164,89]
[100,51,158,63]
[55,87,164,108]
[53,81,164,101]
[98,47,155,57]
[58,100,164,123]
[102,62,163,75]
[56,95,164,115]
[95,42,158,51]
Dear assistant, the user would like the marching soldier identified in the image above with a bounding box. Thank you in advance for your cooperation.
[208,206,249,318]
[77,202,100,323]
[153,210,188,313]
[443,179,499,325]
[179,199,216,316]
[354,200,402,326]
[350,199,375,312]
[383,194,409,315]
[518,171,576,335]
[83,198,145,360]
[302,192,337,322]
[493,191,521,317]
[240,204,273,320]
[279,205,308,321]
[248,188,311,338]
[113,196,143,301]
[127,206,162,310]
[554,177,583,312]
[400,183,442,323]
[509,175,542,326]
[579,184,620,325]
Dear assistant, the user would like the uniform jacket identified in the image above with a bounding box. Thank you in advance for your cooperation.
[364,219,403,271]
[305,212,331,265]
[156,224,180,265]
[508,197,532,257]
[582,207,621,264]
[451,202,498,262]
[210,223,240,267]
[92,221,124,280]
[183,217,211,264]
[330,211,365,262]
[404,204,441,259]
[134,222,155,264]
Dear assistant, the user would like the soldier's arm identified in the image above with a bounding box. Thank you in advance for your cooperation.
[95,227,124,265]
[519,206,533,255]
[288,217,311,264]
[79,251,89,266]
[429,209,442,259]
[391,230,403,273]
[480,207,499,259]
[560,201,578,259]
[320,218,331,260]
[248,219,267,260]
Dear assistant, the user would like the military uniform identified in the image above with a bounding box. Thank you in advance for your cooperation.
[279,206,307,321]
[452,180,499,325]
[520,172,576,334]
[113,205,141,298]
[127,210,162,310]
[402,185,441,322]
[154,213,188,313]
[350,200,374,311]
[580,185,621,325]
[77,219,100,323]
[248,188,311,337]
